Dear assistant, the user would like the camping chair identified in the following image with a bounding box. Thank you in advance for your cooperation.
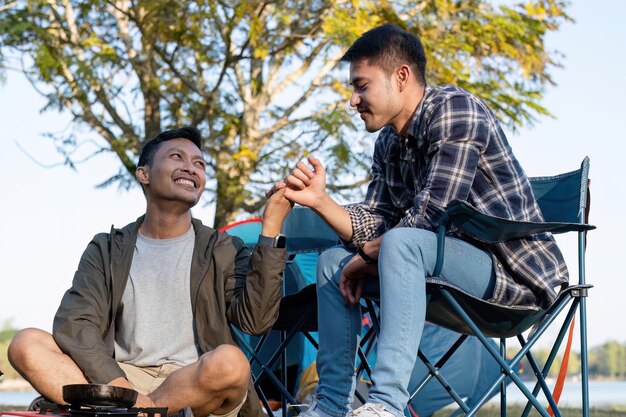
[362,157,594,417]
[224,207,339,416]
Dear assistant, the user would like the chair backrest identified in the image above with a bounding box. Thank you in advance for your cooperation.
[281,206,339,254]
[529,156,590,224]
[220,207,337,294]
[530,156,591,289]
[219,207,338,255]
[424,157,593,336]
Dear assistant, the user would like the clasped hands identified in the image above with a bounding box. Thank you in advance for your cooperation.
[266,156,379,305]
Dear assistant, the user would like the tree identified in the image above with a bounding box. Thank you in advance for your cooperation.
[0,319,18,343]
[0,0,571,227]
[589,341,626,378]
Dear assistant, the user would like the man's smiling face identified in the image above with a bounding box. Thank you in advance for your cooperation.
[348,58,403,133]
[140,137,207,208]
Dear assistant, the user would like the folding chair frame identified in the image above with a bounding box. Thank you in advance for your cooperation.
[234,285,379,416]
[232,207,378,416]
[232,297,318,416]
[362,157,594,417]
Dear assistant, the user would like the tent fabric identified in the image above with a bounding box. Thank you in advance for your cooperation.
[219,218,263,245]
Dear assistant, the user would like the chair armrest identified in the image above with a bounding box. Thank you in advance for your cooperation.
[442,200,596,243]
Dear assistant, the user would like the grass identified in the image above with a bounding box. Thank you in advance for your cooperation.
[431,405,626,417]
[0,405,29,412]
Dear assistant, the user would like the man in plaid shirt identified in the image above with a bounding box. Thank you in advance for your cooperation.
[271,24,567,417]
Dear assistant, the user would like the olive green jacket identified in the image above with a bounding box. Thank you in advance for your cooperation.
[53,216,286,417]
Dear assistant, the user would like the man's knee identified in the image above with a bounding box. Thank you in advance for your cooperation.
[381,228,436,257]
[197,345,249,391]
[8,328,55,370]
[317,246,351,286]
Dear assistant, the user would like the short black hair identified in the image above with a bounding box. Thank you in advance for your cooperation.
[340,23,427,85]
[137,127,202,167]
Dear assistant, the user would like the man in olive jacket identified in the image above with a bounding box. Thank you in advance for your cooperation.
[9,127,292,417]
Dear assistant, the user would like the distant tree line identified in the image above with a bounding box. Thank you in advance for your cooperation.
[512,341,626,380]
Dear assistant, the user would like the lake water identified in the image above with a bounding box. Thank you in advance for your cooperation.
[1,381,625,407]
[0,390,38,407]
[489,380,626,407]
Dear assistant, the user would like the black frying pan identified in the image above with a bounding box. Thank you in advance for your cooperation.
[63,384,138,408]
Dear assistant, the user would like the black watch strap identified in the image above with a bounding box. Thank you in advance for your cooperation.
[357,245,377,264]
[258,234,287,248]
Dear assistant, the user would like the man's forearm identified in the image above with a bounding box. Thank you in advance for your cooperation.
[311,194,353,241]
[261,187,292,236]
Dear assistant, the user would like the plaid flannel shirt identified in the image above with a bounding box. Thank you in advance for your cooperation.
[344,85,568,309]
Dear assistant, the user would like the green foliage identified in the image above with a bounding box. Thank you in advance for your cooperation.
[0,320,18,344]
[0,0,571,226]
[589,341,626,379]
[509,340,626,381]
[0,320,19,380]
[0,339,21,380]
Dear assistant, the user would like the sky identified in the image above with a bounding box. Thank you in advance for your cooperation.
[1,1,625,350]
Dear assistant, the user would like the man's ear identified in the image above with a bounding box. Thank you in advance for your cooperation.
[396,65,411,92]
[136,166,150,186]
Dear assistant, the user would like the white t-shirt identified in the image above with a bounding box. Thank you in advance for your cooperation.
[114,226,199,367]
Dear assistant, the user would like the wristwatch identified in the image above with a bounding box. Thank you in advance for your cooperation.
[257,234,287,248]
[357,245,377,264]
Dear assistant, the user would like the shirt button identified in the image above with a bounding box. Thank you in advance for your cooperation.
[497,263,503,268]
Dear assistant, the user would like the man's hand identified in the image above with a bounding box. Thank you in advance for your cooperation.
[282,156,329,210]
[339,255,378,304]
[266,156,354,241]
[261,186,293,237]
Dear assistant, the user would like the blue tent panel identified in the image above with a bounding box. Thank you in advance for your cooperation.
[220,218,262,246]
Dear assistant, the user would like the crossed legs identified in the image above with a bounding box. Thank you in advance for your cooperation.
[8,329,249,417]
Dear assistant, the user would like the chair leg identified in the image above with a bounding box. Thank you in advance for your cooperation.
[256,385,277,417]
[356,325,376,381]
[232,328,300,408]
[518,335,563,417]
[521,302,578,417]
[439,289,560,417]
[362,299,473,414]
[415,349,470,414]
[281,330,288,415]
[579,297,590,417]
[500,338,507,417]
[409,334,470,412]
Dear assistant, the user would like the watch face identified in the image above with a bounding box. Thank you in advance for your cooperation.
[276,235,287,248]
[258,234,287,248]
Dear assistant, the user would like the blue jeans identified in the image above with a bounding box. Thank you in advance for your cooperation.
[314,228,495,417]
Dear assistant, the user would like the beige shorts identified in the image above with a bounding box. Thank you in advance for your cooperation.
[118,362,247,417]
